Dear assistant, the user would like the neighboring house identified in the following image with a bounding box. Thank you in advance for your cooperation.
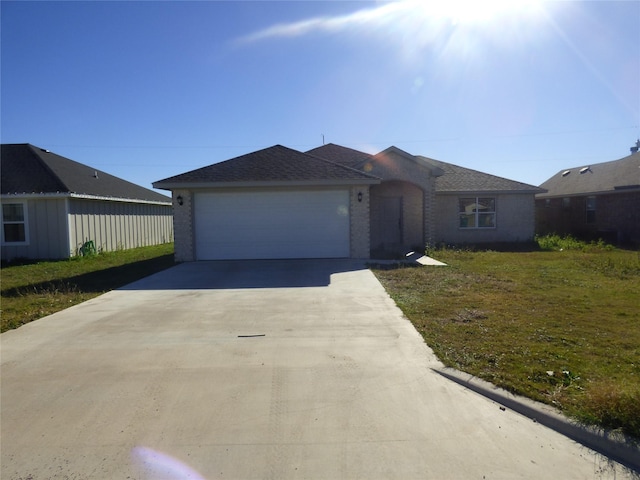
[1,144,174,261]
[154,143,543,261]
[535,150,640,245]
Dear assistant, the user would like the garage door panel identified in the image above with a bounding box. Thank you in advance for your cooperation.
[195,190,350,260]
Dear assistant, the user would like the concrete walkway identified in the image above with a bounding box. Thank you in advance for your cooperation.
[1,260,634,479]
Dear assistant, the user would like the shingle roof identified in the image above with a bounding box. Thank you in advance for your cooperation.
[537,152,640,198]
[307,143,541,193]
[306,143,375,169]
[309,144,445,179]
[153,145,380,188]
[419,156,544,193]
[1,144,171,203]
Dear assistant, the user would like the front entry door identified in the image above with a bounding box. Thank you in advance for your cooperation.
[371,195,402,255]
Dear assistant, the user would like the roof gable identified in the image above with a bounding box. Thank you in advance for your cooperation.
[537,152,640,198]
[1,144,170,203]
[374,146,445,178]
[309,144,539,193]
[153,145,380,188]
[419,156,544,193]
[1,144,67,194]
[309,144,445,181]
[306,143,374,169]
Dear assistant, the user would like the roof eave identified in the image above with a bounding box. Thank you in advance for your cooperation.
[1,192,171,205]
[437,188,545,195]
[536,186,640,198]
[153,178,381,190]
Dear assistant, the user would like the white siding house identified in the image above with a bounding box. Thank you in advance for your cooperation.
[1,144,173,261]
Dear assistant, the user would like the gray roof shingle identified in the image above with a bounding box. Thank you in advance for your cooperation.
[153,145,380,187]
[1,144,170,203]
[537,152,640,198]
[306,143,374,169]
[420,157,544,193]
[307,143,541,193]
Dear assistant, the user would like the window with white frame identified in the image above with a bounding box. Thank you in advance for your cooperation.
[2,202,29,244]
[459,197,496,228]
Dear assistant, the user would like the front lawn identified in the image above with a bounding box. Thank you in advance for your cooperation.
[1,243,175,332]
[373,242,640,439]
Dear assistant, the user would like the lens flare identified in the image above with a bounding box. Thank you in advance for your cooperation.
[132,446,207,480]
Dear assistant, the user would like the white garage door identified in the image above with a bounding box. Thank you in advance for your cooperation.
[194,189,350,260]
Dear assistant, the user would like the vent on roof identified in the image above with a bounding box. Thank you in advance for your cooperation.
[580,166,591,174]
[93,171,99,179]
[40,148,50,153]
[562,170,571,177]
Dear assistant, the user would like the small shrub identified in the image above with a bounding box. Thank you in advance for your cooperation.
[78,240,97,257]
[535,234,614,252]
[536,234,581,251]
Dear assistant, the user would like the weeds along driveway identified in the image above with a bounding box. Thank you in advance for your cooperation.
[1,260,633,479]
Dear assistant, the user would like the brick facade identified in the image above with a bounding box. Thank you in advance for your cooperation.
[435,193,536,245]
[365,149,440,255]
[349,186,371,258]
[172,189,194,262]
[370,181,424,253]
[423,180,437,248]
[172,187,373,261]
[536,191,640,244]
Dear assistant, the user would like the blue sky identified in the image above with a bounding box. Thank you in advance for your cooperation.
[2,1,639,192]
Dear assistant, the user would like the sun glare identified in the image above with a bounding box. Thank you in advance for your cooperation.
[414,0,543,25]
[389,0,550,63]
[238,0,549,61]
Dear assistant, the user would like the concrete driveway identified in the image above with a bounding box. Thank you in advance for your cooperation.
[1,260,632,479]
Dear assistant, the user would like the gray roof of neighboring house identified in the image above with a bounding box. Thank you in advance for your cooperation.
[153,145,380,188]
[1,144,171,203]
[536,152,640,198]
[420,157,544,194]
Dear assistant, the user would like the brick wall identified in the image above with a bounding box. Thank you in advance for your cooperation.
[350,186,371,258]
[536,191,640,244]
[172,189,194,261]
[435,193,536,245]
[370,181,424,251]
[423,179,437,248]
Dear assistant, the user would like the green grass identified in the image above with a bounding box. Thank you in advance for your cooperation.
[373,240,640,439]
[1,243,175,332]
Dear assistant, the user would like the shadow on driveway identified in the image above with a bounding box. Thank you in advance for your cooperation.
[119,258,369,290]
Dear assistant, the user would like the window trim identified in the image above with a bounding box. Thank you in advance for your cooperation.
[458,197,496,229]
[2,200,30,246]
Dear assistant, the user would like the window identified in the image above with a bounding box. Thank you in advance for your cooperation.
[2,202,29,244]
[459,197,496,229]
[586,196,596,224]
